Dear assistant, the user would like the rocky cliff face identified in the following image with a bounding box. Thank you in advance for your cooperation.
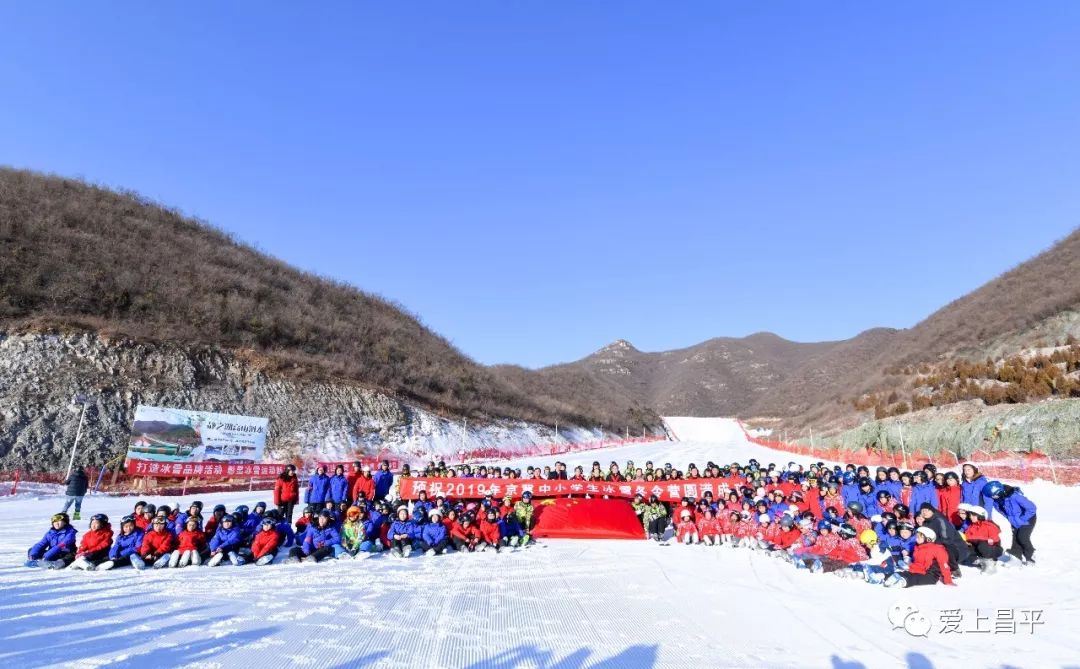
[0,332,580,471]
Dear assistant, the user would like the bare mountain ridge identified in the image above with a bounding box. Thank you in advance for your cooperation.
[556,228,1080,425]
[0,168,657,438]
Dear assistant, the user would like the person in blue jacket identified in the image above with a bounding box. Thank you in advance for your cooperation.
[909,471,938,512]
[857,480,882,517]
[983,481,1037,564]
[373,460,394,501]
[499,510,525,548]
[26,513,78,568]
[207,514,245,567]
[388,506,418,557]
[419,508,450,555]
[840,472,861,509]
[305,465,331,506]
[410,490,434,519]
[880,468,903,499]
[240,503,265,545]
[896,521,917,566]
[173,501,203,536]
[288,510,341,562]
[961,464,994,518]
[262,509,295,548]
[99,515,145,570]
[329,465,350,505]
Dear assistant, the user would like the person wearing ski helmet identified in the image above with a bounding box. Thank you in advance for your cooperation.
[982,480,1037,564]
[419,508,450,555]
[916,503,971,575]
[292,510,342,562]
[68,514,114,571]
[642,494,668,542]
[339,506,367,557]
[173,515,207,567]
[100,514,145,570]
[388,507,418,557]
[513,491,536,545]
[251,517,282,565]
[26,513,78,569]
[207,514,244,567]
[886,526,954,588]
[139,516,177,569]
[675,508,698,545]
[136,504,156,531]
[849,528,897,584]
[478,508,502,552]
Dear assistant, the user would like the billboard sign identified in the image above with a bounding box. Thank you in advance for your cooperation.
[126,405,269,464]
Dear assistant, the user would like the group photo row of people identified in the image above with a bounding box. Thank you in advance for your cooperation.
[27,456,1037,589]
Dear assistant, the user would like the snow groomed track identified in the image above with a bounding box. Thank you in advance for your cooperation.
[0,418,1076,668]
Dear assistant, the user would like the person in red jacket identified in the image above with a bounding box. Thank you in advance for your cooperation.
[770,515,803,551]
[172,516,206,568]
[479,509,502,552]
[675,509,699,545]
[70,514,114,571]
[351,465,376,504]
[962,505,1003,573]
[274,466,301,523]
[938,472,963,526]
[451,514,482,552]
[138,517,177,570]
[696,509,720,545]
[346,461,362,504]
[135,504,155,531]
[251,517,282,565]
[887,527,953,587]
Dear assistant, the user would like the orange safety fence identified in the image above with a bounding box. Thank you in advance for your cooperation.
[736,421,1080,486]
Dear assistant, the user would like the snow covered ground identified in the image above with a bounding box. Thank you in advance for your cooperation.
[1,417,1077,668]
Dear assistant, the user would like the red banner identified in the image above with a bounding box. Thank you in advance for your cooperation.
[398,476,739,503]
[126,459,284,479]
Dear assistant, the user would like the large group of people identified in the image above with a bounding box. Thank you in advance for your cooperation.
[25,456,1038,589]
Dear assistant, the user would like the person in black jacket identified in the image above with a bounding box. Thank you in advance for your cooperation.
[916,502,971,575]
[61,467,90,520]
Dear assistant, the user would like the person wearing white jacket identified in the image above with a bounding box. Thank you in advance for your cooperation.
[848,529,898,583]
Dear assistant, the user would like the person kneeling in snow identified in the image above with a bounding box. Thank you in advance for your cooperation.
[886,526,953,588]
[99,515,145,570]
[171,516,206,567]
[207,514,244,567]
[251,517,282,565]
[139,516,178,569]
[70,514,114,571]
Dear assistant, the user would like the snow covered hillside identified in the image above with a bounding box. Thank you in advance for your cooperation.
[1,418,1076,668]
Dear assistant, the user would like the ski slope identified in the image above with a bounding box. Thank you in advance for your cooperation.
[1,418,1077,668]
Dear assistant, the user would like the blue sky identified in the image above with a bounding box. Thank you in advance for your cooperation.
[3,3,1080,367]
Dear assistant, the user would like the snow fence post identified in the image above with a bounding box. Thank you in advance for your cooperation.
[10,470,19,496]
[1046,455,1059,485]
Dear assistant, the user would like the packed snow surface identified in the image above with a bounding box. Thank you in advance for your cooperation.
[1,418,1076,668]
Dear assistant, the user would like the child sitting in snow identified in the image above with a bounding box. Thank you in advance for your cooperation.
[886,526,953,588]
[70,513,114,571]
[696,509,720,545]
[99,515,144,570]
[960,504,1003,573]
[675,509,698,544]
[173,516,207,567]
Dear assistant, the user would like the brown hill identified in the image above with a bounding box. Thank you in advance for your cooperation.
[0,168,657,432]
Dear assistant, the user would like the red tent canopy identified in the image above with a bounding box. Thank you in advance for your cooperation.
[531,497,645,540]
